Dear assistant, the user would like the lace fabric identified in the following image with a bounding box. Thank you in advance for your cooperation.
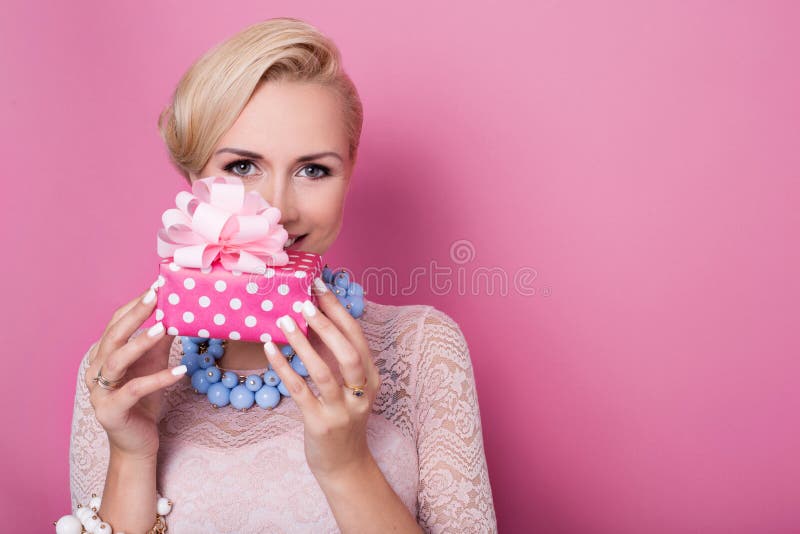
[69,300,497,533]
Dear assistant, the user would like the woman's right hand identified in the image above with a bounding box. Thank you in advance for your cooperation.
[84,284,188,460]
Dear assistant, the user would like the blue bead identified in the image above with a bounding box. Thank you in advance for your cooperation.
[181,339,200,354]
[280,344,294,357]
[207,382,230,407]
[322,265,333,283]
[205,366,221,383]
[229,384,255,410]
[334,270,350,288]
[206,344,225,358]
[332,285,347,298]
[277,381,291,397]
[245,374,263,391]
[255,385,281,409]
[221,371,240,388]
[263,370,280,386]
[347,282,364,298]
[187,336,210,344]
[290,355,309,377]
[198,354,216,369]
[347,297,365,318]
[208,338,224,345]
[181,352,202,376]
[191,368,212,394]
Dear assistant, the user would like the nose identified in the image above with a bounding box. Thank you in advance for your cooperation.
[256,178,298,225]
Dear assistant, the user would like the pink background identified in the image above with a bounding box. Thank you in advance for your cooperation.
[2,1,798,532]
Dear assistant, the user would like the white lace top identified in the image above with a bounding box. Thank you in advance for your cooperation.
[69,300,497,533]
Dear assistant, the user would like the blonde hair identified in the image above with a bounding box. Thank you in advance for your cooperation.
[157,17,363,180]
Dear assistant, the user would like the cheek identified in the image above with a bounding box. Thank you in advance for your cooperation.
[303,186,347,223]
[305,201,343,229]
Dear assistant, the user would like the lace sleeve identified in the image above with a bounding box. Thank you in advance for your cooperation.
[68,327,149,514]
[68,339,111,515]
[413,307,497,533]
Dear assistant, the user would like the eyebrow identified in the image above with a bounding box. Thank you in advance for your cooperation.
[214,147,343,163]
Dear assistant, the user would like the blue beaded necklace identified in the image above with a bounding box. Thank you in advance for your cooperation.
[178,266,365,411]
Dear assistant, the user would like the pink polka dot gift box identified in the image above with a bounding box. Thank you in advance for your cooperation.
[154,175,322,344]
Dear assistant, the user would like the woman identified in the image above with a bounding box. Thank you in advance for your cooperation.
[67,17,496,533]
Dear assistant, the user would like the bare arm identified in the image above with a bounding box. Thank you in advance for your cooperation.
[97,448,159,533]
[315,454,423,534]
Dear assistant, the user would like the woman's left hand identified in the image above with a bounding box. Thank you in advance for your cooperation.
[264,278,380,481]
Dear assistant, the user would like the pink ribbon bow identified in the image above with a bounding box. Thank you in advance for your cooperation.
[157,175,290,273]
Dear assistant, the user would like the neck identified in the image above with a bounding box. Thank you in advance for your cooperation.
[215,340,272,371]
[215,330,327,371]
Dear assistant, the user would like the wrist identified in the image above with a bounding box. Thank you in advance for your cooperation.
[109,445,159,465]
[313,452,378,493]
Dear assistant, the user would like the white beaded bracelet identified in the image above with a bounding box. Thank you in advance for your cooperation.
[53,492,173,534]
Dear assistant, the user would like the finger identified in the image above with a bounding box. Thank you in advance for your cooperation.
[98,321,168,385]
[102,279,160,342]
[97,285,161,365]
[89,289,149,367]
[111,363,188,413]
[298,300,366,393]
[312,277,378,382]
[276,314,344,407]
[263,340,322,415]
[87,283,163,390]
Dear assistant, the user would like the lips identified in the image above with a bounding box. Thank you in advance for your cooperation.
[284,234,307,250]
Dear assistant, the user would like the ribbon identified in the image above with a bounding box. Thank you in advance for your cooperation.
[157,175,290,273]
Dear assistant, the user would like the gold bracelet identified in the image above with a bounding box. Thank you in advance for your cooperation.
[53,492,171,533]
[147,512,168,534]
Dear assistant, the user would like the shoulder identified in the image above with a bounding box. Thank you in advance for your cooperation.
[357,299,433,350]
[360,300,469,366]
[414,306,471,370]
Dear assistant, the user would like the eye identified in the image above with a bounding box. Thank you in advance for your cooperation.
[297,164,331,180]
[223,159,260,179]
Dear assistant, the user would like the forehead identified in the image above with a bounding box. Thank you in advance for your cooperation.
[217,80,348,159]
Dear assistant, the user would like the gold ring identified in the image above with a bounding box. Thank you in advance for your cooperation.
[92,366,125,391]
[343,377,368,397]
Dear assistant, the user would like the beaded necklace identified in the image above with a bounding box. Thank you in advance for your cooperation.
[179,266,364,410]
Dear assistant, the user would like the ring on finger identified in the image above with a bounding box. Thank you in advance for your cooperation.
[92,365,125,391]
[343,376,368,397]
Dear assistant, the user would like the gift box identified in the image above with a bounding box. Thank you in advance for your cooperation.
[154,175,323,343]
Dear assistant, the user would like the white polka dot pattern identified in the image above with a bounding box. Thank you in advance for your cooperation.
[155,251,323,342]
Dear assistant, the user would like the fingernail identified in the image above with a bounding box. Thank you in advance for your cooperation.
[302,300,317,317]
[313,277,328,294]
[278,315,296,333]
[264,341,277,356]
[171,364,187,376]
[147,321,164,337]
[150,278,160,291]
[143,288,157,304]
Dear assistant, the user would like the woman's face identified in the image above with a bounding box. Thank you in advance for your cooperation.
[189,80,353,255]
